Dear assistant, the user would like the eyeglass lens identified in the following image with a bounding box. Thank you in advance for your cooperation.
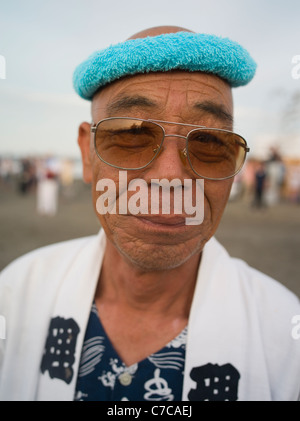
[94,118,247,179]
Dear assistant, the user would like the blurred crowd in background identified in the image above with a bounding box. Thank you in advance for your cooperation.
[0,148,300,217]
[231,148,300,207]
[0,155,81,216]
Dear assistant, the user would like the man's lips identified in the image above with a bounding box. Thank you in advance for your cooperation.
[132,215,187,227]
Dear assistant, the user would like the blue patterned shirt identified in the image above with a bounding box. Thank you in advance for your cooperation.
[74,303,187,401]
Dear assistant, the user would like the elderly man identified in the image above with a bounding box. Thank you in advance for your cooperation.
[0,26,299,402]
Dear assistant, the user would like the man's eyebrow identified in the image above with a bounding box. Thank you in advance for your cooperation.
[193,101,233,125]
[106,95,158,115]
[104,95,233,125]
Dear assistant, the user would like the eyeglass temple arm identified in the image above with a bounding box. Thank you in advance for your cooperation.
[235,139,250,153]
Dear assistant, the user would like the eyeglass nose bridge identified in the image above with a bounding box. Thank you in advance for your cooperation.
[160,133,188,157]
[164,133,187,140]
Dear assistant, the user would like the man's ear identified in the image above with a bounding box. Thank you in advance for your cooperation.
[78,122,92,183]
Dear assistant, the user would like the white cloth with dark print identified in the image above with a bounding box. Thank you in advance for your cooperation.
[0,229,299,401]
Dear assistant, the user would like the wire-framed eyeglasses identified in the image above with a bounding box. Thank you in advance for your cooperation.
[91,117,250,181]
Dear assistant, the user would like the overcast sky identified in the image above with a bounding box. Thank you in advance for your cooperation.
[1,0,300,159]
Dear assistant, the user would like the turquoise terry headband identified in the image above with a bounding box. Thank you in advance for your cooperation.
[73,32,257,100]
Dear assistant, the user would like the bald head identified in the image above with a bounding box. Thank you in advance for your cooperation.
[91,26,197,109]
[127,25,194,40]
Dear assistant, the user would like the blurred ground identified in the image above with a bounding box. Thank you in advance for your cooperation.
[0,180,299,298]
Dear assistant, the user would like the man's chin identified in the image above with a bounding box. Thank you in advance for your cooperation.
[113,236,204,273]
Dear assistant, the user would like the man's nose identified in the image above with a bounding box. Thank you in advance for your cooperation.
[145,135,190,180]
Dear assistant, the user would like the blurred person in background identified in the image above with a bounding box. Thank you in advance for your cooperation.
[18,158,36,195]
[36,157,59,216]
[253,161,267,208]
[60,159,75,199]
[265,148,285,206]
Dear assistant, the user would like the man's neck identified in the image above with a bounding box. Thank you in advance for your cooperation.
[93,239,201,366]
[96,238,201,317]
